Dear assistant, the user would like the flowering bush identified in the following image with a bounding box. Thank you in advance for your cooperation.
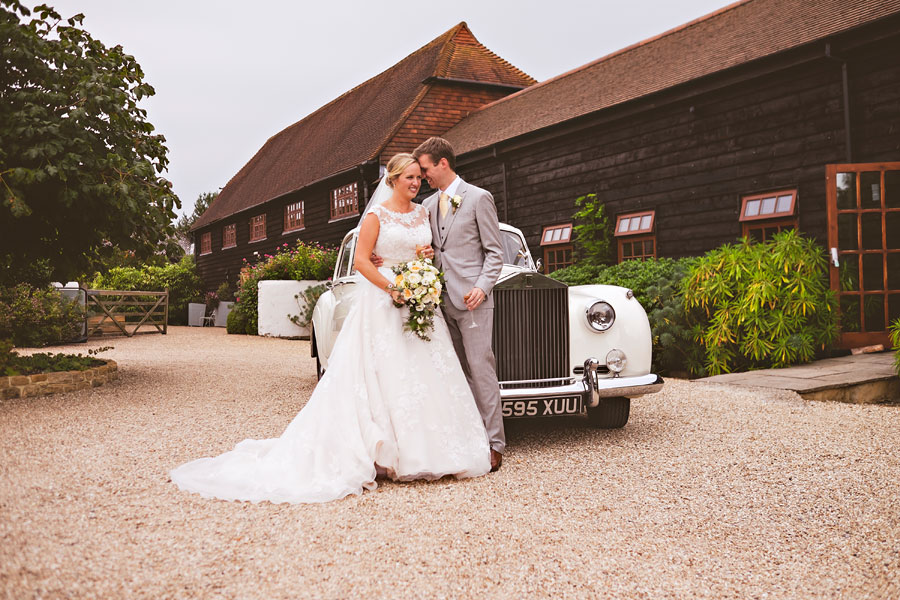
[90,255,203,325]
[0,284,85,348]
[230,241,338,335]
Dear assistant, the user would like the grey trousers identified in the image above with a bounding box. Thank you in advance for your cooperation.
[442,302,506,454]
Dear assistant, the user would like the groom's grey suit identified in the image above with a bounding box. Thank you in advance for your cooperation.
[424,179,506,453]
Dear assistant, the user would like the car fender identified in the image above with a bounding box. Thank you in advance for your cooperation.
[567,284,653,377]
[311,288,337,370]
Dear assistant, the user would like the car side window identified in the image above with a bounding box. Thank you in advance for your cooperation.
[500,231,532,268]
[335,234,357,279]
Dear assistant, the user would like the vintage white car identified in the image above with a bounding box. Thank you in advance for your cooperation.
[310,223,664,428]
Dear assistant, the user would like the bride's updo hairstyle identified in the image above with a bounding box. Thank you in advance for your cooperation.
[384,153,417,188]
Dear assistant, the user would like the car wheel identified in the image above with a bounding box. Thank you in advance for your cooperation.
[316,354,325,381]
[587,397,630,429]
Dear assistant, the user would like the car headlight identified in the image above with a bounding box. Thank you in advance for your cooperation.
[586,301,615,332]
[606,349,627,373]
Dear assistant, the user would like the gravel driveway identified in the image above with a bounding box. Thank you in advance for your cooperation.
[2,327,898,599]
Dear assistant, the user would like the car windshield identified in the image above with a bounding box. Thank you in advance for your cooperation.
[501,231,532,268]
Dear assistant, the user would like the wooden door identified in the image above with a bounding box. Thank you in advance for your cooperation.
[826,162,900,349]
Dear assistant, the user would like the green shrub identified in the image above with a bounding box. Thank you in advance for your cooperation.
[890,319,900,376]
[216,280,236,302]
[572,193,613,264]
[551,257,702,375]
[90,255,203,325]
[289,284,328,329]
[231,241,337,335]
[682,230,838,375]
[226,306,249,335]
[0,284,85,347]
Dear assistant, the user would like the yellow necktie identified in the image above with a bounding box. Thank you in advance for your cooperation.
[439,192,450,218]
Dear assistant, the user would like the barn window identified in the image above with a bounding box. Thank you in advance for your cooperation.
[614,211,656,262]
[739,189,798,243]
[222,223,236,249]
[284,201,304,232]
[199,232,212,255]
[540,223,573,272]
[249,214,266,242]
[331,182,359,220]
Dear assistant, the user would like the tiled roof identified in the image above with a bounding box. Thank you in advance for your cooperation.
[444,0,900,155]
[193,23,534,230]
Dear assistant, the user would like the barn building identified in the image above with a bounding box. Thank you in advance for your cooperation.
[443,0,900,349]
[190,23,534,290]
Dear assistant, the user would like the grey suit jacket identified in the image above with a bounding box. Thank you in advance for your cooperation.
[424,179,504,311]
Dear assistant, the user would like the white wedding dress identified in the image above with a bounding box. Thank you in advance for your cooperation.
[170,202,490,504]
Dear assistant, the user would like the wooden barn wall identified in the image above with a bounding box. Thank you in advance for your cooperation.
[456,32,900,261]
[194,164,380,291]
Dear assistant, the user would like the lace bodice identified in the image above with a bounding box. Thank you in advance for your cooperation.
[370,204,431,266]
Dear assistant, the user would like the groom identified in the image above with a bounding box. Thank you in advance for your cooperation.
[413,137,505,471]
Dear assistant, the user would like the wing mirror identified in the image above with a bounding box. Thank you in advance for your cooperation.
[535,258,544,273]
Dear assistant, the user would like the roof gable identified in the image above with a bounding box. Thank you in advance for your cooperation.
[444,0,900,155]
[193,23,534,230]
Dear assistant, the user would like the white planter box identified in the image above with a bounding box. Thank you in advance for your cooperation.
[215,301,234,327]
[187,303,206,327]
[257,280,322,339]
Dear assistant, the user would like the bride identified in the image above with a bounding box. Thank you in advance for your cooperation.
[170,153,491,504]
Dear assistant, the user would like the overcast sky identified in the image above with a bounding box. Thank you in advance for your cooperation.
[45,0,736,218]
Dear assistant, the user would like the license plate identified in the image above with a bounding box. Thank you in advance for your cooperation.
[501,396,584,418]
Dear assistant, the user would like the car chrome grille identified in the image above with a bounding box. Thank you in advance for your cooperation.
[492,286,569,388]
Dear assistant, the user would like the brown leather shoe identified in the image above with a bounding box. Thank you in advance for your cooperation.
[490,449,502,472]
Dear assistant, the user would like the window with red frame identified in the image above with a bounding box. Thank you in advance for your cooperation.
[739,189,798,243]
[331,183,358,220]
[540,223,573,272]
[222,223,236,248]
[199,232,212,255]
[249,214,266,242]
[614,210,656,262]
[284,201,304,232]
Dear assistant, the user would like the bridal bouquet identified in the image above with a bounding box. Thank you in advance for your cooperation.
[391,258,445,341]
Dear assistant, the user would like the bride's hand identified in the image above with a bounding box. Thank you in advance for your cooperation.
[389,289,404,306]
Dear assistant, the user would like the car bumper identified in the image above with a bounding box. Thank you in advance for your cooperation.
[499,360,664,408]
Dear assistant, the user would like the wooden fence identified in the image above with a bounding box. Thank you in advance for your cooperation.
[86,290,168,338]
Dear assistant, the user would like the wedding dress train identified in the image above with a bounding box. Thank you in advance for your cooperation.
[170,203,490,503]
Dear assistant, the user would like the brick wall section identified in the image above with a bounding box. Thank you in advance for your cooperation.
[381,82,511,160]
[1,360,118,399]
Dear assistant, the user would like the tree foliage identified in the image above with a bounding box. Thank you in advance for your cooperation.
[572,193,612,265]
[172,191,217,253]
[0,1,179,283]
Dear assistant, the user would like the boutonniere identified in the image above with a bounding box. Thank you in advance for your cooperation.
[450,195,463,213]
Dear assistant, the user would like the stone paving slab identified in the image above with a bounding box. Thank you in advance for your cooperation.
[700,351,899,402]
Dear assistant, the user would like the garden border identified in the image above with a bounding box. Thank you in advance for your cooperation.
[1,360,118,399]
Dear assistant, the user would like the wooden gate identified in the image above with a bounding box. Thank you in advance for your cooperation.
[825,162,900,349]
[86,290,168,338]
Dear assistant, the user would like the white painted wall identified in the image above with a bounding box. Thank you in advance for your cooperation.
[257,280,322,338]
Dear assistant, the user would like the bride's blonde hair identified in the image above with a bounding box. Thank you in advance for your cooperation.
[385,153,418,188]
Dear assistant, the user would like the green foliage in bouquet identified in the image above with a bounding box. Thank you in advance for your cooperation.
[231,241,338,336]
[682,230,838,375]
[0,283,85,347]
[90,256,203,325]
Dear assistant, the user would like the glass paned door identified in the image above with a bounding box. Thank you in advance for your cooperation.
[826,163,900,349]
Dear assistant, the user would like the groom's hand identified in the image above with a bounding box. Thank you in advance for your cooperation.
[464,287,486,310]
[370,252,384,267]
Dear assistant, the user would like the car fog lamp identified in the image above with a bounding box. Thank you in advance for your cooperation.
[586,301,615,332]
[606,349,627,374]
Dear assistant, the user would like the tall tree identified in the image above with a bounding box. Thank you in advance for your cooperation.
[173,191,218,253]
[0,1,179,284]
